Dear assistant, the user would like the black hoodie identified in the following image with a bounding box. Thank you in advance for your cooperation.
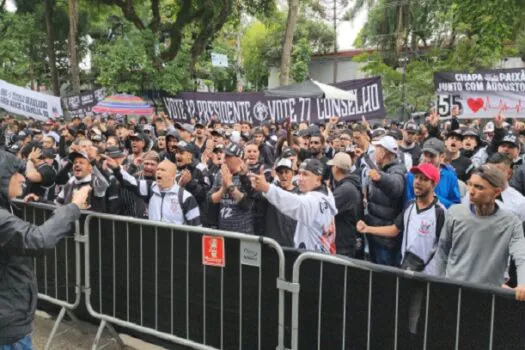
[332,174,364,257]
[0,151,80,345]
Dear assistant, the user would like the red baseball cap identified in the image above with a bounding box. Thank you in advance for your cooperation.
[410,163,440,184]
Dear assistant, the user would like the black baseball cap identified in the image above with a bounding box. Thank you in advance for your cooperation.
[499,131,520,148]
[90,134,105,143]
[69,151,89,162]
[105,146,124,159]
[299,158,324,177]
[281,147,297,158]
[224,143,243,158]
[446,129,463,140]
[174,141,191,152]
[403,121,419,132]
[129,132,147,142]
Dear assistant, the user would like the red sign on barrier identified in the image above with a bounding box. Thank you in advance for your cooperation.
[202,235,225,267]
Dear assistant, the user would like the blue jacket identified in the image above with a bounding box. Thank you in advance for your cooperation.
[405,164,461,208]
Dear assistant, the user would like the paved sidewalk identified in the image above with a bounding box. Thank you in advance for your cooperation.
[32,311,165,350]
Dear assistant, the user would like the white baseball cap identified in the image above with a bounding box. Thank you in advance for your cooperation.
[372,135,399,155]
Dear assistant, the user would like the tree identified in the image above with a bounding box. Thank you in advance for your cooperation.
[241,11,335,89]
[68,0,81,94]
[89,0,276,70]
[280,0,300,86]
[44,0,60,95]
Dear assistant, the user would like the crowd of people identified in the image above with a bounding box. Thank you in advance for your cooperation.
[2,104,525,297]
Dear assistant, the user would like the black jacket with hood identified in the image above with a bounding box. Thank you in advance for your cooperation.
[0,151,81,345]
[365,159,406,249]
[332,174,364,256]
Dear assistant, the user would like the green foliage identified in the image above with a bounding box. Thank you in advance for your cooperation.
[241,21,270,90]
[355,36,502,117]
[291,38,312,82]
[241,11,335,89]
[0,0,90,89]
[350,0,525,117]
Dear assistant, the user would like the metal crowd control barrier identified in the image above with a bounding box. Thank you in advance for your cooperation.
[83,213,287,350]
[12,200,83,350]
[289,252,525,350]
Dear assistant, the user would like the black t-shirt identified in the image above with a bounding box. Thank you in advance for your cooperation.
[450,155,473,182]
[28,163,57,201]
[264,186,300,247]
[399,143,422,167]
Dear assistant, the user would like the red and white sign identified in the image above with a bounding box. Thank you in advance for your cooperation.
[202,235,225,267]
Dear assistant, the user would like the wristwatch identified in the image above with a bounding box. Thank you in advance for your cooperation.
[227,184,236,193]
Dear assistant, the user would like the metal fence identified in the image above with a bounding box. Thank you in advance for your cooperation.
[289,251,525,350]
[83,213,286,350]
[10,200,525,350]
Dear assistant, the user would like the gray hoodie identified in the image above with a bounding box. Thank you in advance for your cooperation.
[0,150,80,345]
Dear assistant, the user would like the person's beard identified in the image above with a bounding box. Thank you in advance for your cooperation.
[415,188,431,199]
[309,148,320,156]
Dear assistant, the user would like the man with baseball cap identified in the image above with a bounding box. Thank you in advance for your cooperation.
[435,165,525,300]
[258,157,300,247]
[444,129,472,182]
[175,122,201,160]
[173,140,210,223]
[364,136,407,265]
[358,163,445,274]
[55,151,119,213]
[251,158,338,254]
[405,137,461,208]
[126,132,147,175]
[209,143,256,234]
[400,120,422,167]
[328,152,363,258]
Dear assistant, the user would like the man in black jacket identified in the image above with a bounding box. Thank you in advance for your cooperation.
[366,136,407,266]
[328,152,363,258]
[173,141,211,223]
[0,150,89,348]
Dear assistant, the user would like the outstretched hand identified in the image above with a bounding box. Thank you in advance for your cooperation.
[250,166,270,193]
[100,154,119,170]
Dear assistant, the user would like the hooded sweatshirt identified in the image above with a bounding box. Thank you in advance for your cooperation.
[0,150,81,345]
[264,184,338,254]
[332,174,363,256]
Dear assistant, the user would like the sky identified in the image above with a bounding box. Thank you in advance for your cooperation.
[5,0,16,12]
[337,7,369,51]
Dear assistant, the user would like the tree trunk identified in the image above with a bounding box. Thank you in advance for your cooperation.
[279,0,300,86]
[68,0,81,94]
[43,0,60,96]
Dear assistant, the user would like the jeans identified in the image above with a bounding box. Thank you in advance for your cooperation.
[368,239,401,266]
[0,335,32,350]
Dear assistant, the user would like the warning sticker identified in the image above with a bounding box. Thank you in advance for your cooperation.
[202,235,225,267]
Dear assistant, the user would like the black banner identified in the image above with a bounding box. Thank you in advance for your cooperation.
[162,77,385,124]
[435,68,525,118]
[62,88,107,118]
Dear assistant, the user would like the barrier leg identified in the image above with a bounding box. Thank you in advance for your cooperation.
[66,309,80,324]
[105,323,125,348]
[92,320,107,350]
[44,306,67,350]
[92,320,124,350]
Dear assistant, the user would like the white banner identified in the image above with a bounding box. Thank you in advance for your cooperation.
[0,80,63,121]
